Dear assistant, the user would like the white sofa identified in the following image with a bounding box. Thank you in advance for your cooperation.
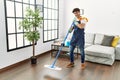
[54,33,120,65]
[85,33,120,65]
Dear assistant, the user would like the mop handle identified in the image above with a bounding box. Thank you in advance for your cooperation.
[62,22,74,44]
[51,22,74,68]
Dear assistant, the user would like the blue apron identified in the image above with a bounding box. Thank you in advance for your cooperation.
[70,21,85,47]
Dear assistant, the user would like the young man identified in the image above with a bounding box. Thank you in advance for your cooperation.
[67,8,88,69]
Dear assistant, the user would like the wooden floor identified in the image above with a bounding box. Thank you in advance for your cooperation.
[0,53,120,80]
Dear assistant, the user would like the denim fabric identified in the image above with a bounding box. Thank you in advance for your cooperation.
[70,21,85,46]
[69,20,85,63]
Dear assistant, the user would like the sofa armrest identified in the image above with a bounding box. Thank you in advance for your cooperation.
[115,44,120,60]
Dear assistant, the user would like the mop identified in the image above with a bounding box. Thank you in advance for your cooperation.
[44,22,74,70]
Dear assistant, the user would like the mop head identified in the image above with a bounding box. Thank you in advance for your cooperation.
[44,65,62,71]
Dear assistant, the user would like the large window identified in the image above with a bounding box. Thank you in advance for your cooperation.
[43,0,59,42]
[4,0,41,51]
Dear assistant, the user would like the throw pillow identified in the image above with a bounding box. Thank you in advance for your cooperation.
[101,35,114,46]
[111,36,120,47]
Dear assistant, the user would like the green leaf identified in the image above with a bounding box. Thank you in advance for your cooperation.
[19,7,43,42]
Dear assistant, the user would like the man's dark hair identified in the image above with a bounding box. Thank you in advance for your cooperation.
[72,8,80,13]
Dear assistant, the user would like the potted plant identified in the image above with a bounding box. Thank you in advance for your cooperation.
[19,7,43,64]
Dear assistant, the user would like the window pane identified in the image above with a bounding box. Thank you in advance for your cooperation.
[54,10,58,19]
[7,18,15,33]
[8,35,16,49]
[48,20,51,30]
[44,8,47,19]
[24,37,30,45]
[52,0,55,8]
[23,0,29,3]
[36,5,43,12]
[16,19,23,32]
[39,5,43,12]
[44,0,48,7]
[48,9,52,19]
[16,3,22,17]
[52,20,54,29]
[52,10,55,19]
[40,11,43,17]
[48,31,52,40]
[23,4,29,17]
[30,5,35,12]
[44,31,47,41]
[55,0,58,9]
[6,1,15,17]
[52,31,55,39]
[48,0,52,8]
[17,34,23,47]
[15,0,22,2]
[30,0,34,4]
[44,20,47,30]
[54,20,58,29]
[55,30,57,38]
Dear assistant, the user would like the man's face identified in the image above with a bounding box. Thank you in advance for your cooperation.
[73,11,80,18]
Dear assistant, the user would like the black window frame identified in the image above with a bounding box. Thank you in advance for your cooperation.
[4,0,43,52]
[43,0,59,43]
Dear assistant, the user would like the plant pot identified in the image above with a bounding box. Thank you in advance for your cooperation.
[31,56,37,64]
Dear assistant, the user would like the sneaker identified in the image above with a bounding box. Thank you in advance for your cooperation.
[66,62,74,68]
[81,63,86,70]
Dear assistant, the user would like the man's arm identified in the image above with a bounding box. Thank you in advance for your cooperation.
[74,21,86,29]
[74,18,88,29]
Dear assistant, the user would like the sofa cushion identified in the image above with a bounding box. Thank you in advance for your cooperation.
[101,35,114,46]
[111,36,120,47]
[94,33,104,45]
[85,45,115,58]
[85,33,95,44]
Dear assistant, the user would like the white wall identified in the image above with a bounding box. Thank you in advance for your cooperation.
[64,0,120,35]
[0,0,64,69]
[58,0,65,38]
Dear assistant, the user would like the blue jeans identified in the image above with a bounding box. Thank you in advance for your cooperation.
[69,45,85,63]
